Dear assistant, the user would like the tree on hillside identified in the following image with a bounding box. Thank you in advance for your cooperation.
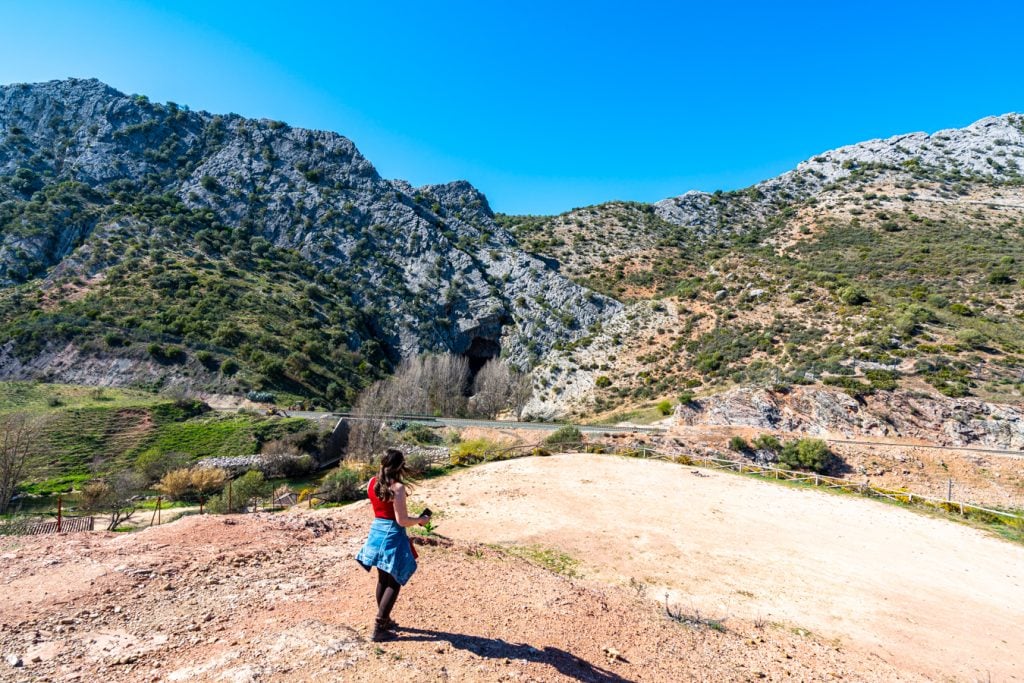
[509,370,533,420]
[207,470,271,513]
[0,413,42,514]
[155,468,193,501]
[421,354,470,417]
[191,467,227,512]
[471,359,514,419]
[80,471,148,531]
[348,379,395,460]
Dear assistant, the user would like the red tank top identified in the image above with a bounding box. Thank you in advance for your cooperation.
[368,477,396,520]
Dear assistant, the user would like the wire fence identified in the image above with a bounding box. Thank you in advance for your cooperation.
[0,513,95,536]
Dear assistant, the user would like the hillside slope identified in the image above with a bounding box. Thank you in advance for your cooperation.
[0,79,616,403]
[503,116,1024,417]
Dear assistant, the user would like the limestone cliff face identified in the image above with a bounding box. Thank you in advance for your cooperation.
[0,79,618,383]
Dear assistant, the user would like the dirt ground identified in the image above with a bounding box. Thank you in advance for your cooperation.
[0,454,1020,682]
[417,454,1024,682]
[5,503,924,682]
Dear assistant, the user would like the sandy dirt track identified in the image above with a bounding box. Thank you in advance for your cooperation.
[418,454,1024,682]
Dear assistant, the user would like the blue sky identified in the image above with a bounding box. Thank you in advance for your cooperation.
[2,1,1023,214]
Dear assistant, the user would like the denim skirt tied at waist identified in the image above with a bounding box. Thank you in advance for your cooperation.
[355,517,418,585]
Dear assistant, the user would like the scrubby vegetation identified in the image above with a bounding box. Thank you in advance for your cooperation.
[543,426,583,448]
[503,163,1024,409]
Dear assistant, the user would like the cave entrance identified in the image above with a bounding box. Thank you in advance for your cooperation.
[464,337,500,377]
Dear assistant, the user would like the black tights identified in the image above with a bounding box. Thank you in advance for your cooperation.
[375,568,401,623]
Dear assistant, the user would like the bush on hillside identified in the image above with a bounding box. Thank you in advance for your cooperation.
[543,426,583,449]
[318,467,365,503]
[207,470,271,513]
[450,438,502,466]
[404,450,432,477]
[155,468,193,501]
[777,438,834,474]
[751,434,782,453]
[728,436,749,452]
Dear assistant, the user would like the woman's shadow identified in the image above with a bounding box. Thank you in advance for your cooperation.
[396,626,633,683]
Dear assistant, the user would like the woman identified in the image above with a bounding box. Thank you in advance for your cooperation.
[355,448,431,642]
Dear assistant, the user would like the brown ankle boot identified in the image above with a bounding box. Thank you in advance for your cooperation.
[371,617,396,642]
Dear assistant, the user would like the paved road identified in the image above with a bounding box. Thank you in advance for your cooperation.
[282,412,667,435]
[265,411,1024,459]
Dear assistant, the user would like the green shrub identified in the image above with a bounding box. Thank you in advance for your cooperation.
[450,438,499,466]
[543,426,583,449]
[728,436,749,452]
[318,467,365,503]
[837,285,869,306]
[777,439,834,473]
[595,376,612,388]
[987,269,1013,285]
[656,400,673,416]
[678,390,695,405]
[955,328,986,350]
[948,303,973,316]
[208,470,271,513]
[864,369,898,391]
[196,350,219,371]
[752,434,782,452]
[405,424,442,445]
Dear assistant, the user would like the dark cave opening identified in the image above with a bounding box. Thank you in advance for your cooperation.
[464,336,501,377]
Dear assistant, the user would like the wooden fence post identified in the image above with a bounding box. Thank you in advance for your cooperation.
[56,495,62,533]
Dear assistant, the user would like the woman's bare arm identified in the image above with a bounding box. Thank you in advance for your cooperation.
[391,484,428,527]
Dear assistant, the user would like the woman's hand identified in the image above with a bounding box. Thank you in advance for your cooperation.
[417,513,431,526]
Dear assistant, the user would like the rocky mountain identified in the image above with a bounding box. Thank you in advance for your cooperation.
[0,79,617,403]
[504,115,1024,418]
[654,114,1024,233]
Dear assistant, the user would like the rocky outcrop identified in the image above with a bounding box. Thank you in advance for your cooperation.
[654,113,1024,234]
[675,386,1024,450]
[0,79,619,376]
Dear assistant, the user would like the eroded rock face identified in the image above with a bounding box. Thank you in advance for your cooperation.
[0,79,619,375]
[654,113,1024,234]
[676,386,1024,449]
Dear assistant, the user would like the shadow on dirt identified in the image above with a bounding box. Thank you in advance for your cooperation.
[396,626,632,682]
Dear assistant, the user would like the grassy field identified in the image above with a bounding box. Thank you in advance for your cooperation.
[2,381,315,495]
[0,382,164,414]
